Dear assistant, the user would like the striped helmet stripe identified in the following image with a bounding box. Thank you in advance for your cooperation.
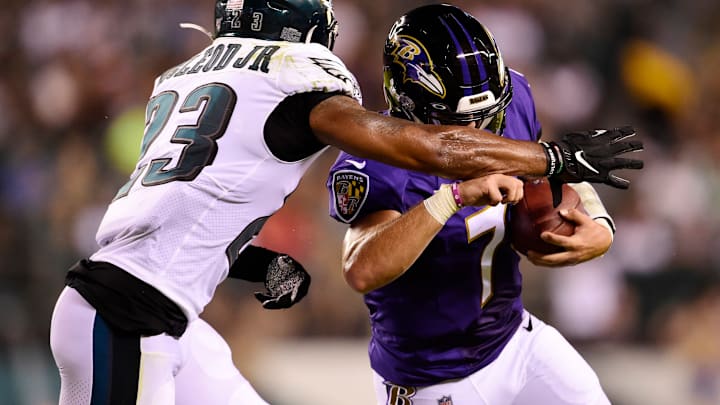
[449,12,490,93]
[437,15,472,97]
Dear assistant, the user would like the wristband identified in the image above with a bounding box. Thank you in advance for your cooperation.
[540,141,557,176]
[423,184,460,224]
[540,141,563,176]
[450,182,463,208]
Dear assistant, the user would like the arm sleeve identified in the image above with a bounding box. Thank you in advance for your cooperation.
[264,91,344,162]
[227,245,280,282]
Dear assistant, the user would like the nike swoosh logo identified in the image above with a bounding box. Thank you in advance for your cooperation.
[524,316,533,332]
[345,159,367,170]
[574,151,600,174]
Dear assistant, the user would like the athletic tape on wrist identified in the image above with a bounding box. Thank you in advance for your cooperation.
[594,217,615,242]
[568,182,616,234]
[423,184,460,224]
[567,182,615,242]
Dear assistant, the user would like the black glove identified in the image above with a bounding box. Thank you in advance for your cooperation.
[254,255,311,310]
[542,126,644,189]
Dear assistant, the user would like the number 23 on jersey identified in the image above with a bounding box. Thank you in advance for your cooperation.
[114,83,237,199]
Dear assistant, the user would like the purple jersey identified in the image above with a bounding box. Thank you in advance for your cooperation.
[326,70,541,386]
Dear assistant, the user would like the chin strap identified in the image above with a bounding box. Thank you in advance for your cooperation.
[179,23,214,40]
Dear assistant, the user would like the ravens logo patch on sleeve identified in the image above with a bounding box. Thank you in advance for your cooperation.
[332,170,369,223]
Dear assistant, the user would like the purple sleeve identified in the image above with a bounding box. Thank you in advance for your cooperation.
[327,152,408,224]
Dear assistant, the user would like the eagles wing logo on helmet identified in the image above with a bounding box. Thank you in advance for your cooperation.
[325,0,334,22]
[389,35,446,98]
[215,0,338,50]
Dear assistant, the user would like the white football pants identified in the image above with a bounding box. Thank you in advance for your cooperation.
[373,310,611,405]
[50,286,269,405]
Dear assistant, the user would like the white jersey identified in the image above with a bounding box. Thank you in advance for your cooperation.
[91,37,362,321]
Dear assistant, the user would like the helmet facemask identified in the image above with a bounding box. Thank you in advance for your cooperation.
[426,69,512,133]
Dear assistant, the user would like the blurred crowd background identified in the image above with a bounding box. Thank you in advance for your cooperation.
[1,0,720,404]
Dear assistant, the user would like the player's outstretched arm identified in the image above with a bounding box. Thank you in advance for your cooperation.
[310,96,644,188]
[229,246,311,309]
[311,95,547,180]
[342,175,523,293]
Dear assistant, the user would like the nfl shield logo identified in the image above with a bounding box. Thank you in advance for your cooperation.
[437,396,453,405]
[332,170,369,223]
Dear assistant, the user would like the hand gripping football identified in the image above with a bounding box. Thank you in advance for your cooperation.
[509,177,587,256]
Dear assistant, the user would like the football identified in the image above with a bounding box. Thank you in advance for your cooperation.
[509,177,587,256]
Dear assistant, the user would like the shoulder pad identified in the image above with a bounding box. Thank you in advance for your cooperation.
[277,43,362,104]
